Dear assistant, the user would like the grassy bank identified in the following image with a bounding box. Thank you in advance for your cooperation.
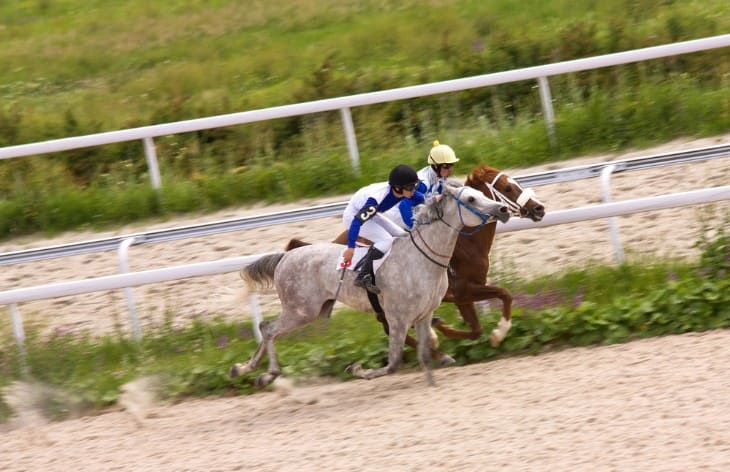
[1,0,729,238]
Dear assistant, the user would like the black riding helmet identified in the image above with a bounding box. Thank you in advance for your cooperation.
[388,164,419,190]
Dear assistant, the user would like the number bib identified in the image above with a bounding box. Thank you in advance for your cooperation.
[356,204,378,222]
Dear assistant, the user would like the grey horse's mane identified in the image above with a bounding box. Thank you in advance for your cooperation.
[413,179,464,224]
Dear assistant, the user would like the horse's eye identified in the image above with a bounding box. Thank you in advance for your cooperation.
[503,185,513,193]
[468,196,475,203]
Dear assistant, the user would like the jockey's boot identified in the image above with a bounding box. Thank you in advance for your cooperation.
[353,247,385,294]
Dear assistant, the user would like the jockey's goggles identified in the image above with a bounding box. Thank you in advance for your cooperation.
[399,182,418,192]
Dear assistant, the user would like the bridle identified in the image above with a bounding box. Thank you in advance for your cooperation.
[479,171,543,216]
[438,187,495,236]
[408,188,499,268]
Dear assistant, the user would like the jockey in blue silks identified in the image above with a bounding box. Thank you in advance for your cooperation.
[389,140,459,228]
[342,164,425,294]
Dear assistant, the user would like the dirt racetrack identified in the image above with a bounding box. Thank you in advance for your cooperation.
[1,135,729,471]
[2,329,730,471]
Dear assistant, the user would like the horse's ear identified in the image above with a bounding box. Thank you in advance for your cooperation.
[441,182,457,196]
[444,177,463,189]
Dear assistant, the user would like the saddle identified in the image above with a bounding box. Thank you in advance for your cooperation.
[339,246,388,274]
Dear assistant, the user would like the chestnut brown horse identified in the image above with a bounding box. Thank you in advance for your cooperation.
[286,164,545,364]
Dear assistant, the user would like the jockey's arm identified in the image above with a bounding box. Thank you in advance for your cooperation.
[347,197,379,247]
[347,218,363,248]
[397,191,425,229]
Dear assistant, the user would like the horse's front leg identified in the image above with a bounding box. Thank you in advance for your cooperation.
[435,283,513,346]
[348,318,408,381]
[414,317,436,386]
[376,312,455,367]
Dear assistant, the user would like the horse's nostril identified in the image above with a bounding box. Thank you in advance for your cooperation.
[500,206,508,213]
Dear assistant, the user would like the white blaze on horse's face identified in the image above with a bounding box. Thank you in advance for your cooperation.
[453,185,510,226]
[486,173,545,222]
[504,176,543,208]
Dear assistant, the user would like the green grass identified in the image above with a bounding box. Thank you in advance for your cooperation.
[0,1,729,238]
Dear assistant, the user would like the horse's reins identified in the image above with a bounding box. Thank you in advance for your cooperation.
[436,188,494,236]
[408,228,450,268]
[408,188,497,268]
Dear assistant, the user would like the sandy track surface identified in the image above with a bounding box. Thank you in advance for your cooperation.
[1,134,728,337]
[2,329,730,471]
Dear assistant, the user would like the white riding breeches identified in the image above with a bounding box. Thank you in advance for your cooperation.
[343,213,407,254]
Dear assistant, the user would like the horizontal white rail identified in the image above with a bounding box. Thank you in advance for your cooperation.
[496,186,730,233]
[0,254,271,305]
[0,34,728,160]
[2,144,728,266]
[2,185,727,307]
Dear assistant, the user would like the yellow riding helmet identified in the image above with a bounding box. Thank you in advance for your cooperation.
[427,140,459,165]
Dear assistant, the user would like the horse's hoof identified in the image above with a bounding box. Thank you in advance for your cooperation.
[255,373,278,388]
[439,355,456,367]
[431,317,442,327]
[489,331,503,347]
[345,362,362,376]
[425,371,436,387]
[230,363,253,378]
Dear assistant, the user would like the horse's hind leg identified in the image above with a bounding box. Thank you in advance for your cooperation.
[433,301,483,340]
[229,319,274,379]
[254,324,282,388]
[230,309,314,387]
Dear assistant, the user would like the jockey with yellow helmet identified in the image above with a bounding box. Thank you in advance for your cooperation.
[418,140,459,200]
[387,140,459,229]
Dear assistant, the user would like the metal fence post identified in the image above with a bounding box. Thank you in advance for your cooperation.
[9,303,25,349]
[9,303,30,375]
[537,76,557,150]
[601,164,625,264]
[248,294,263,343]
[143,137,162,189]
[340,107,361,176]
[118,237,142,341]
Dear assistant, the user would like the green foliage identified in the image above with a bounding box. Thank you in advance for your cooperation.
[695,226,730,279]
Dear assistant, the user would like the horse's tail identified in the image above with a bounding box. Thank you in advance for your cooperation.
[240,252,286,291]
[284,238,311,251]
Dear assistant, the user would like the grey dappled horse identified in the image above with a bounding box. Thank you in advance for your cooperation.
[231,182,510,387]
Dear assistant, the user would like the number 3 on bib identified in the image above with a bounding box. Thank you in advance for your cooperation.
[357,204,377,222]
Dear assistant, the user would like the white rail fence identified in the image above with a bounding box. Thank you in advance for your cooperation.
[3,184,729,348]
[2,145,727,345]
[0,35,728,185]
